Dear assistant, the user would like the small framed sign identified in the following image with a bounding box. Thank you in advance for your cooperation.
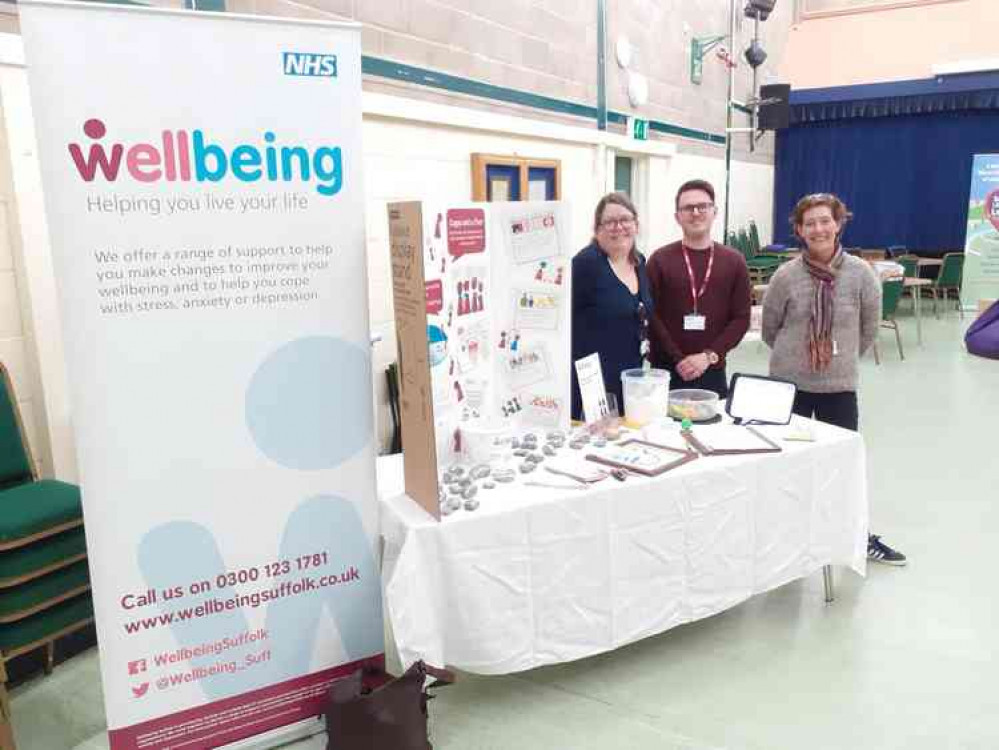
[726,373,798,426]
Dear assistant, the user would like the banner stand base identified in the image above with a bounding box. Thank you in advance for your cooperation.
[217,717,325,750]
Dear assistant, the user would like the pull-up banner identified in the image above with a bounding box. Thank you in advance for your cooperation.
[19,3,383,747]
[962,154,999,310]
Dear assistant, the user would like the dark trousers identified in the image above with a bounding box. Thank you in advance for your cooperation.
[667,365,728,399]
[792,390,858,432]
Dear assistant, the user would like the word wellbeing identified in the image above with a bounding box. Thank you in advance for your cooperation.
[68,119,344,196]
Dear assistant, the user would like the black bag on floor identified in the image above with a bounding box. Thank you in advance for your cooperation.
[323,660,453,750]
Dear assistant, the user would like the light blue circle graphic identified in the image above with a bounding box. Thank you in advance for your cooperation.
[246,336,372,470]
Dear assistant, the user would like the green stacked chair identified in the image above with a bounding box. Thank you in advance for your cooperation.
[748,221,761,255]
[728,223,781,286]
[747,220,786,266]
[931,252,965,318]
[0,362,93,678]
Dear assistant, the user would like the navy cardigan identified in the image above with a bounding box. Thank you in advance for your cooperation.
[570,242,654,420]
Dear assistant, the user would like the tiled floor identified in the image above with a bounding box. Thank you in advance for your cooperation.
[10,307,997,750]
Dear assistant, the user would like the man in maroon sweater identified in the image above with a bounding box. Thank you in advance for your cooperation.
[647,179,750,398]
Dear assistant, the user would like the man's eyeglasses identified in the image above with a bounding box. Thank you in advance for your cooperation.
[677,203,715,216]
[599,216,636,229]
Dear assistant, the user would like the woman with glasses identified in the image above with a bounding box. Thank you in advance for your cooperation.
[571,192,653,420]
[762,192,906,566]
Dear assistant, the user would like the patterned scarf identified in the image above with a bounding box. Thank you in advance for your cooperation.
[802,247,845,371]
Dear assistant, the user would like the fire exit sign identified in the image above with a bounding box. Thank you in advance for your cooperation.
[630,117,649,141]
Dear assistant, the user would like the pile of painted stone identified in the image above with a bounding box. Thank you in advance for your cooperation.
[439,463,512,516]
[510,430,568,474]
[437,429,572,516]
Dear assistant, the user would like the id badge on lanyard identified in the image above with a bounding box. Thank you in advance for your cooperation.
[684,314,706,331]
[682,244,714,331]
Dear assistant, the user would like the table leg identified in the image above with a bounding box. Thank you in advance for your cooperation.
[823,564,835,603]
[915,287,923,345]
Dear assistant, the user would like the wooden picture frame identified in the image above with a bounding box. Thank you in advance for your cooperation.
[585,439,697,476]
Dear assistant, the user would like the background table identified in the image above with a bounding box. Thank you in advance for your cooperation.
[379,419,869,674]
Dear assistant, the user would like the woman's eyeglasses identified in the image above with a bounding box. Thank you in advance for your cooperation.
[599,217,636,229]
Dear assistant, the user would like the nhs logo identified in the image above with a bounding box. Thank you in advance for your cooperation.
[283,52,338,78]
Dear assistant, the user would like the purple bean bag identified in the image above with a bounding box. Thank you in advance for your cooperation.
[966,301,999,359]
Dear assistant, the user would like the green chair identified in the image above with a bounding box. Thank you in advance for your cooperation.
[0,362,92,678]
[748,221,762,255]
[736,228,751,257]
[895,255,920,310]
[873,278,905,364]
[931,252,965,318]
[897,255,919,279]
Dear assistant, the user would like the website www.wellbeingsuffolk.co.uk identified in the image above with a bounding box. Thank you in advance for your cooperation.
[123,568,360,634]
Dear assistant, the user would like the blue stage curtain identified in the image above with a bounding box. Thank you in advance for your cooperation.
[774,109,999,252]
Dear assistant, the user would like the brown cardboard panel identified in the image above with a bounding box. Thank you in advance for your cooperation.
[388,202,440,520]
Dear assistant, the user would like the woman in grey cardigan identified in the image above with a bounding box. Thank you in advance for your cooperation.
[762,193,906,566]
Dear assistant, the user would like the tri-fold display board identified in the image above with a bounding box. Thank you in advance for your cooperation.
[389,201,572,518]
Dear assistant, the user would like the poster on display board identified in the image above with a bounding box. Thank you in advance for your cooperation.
[389,200,572,518]
[19,2,382,747]
[961,154,999,310]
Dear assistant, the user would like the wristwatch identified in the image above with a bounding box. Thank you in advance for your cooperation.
[703,349,719,366]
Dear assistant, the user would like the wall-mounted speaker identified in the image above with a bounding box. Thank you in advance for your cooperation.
[758,83,790,130]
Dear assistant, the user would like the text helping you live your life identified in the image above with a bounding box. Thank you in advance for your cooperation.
[86,190,311,217]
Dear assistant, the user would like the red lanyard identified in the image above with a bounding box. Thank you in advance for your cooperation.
[682,244,714,313]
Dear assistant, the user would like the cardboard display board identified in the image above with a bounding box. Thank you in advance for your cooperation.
[389,201,571,516]
[388,203,439,518]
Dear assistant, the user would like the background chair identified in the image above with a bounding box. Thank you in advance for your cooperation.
[931,252,965,318]
[896,254,920,309]
[0,362,93,684]
[728,224,783,286]
[873,278,905,365]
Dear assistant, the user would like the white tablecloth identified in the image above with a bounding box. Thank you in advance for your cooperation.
[378,420,868,674]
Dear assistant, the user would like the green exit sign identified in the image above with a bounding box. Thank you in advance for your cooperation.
[631,118,649,141]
